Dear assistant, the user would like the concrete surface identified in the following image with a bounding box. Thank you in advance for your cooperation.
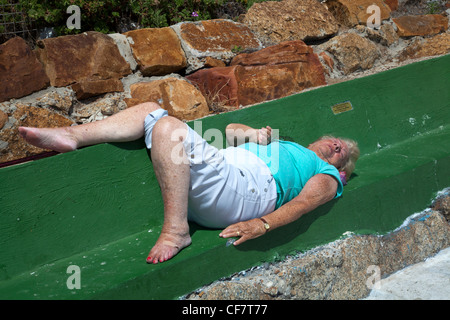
[365,247,450,300]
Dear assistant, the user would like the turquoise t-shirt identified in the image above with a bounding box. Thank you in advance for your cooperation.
[239,140,343,209]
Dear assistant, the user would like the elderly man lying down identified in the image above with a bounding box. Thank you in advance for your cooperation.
[18,102,359,264]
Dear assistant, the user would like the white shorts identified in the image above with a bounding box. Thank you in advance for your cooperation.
[144,109,277,228]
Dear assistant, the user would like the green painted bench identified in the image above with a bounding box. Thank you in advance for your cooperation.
[1,55,449,299]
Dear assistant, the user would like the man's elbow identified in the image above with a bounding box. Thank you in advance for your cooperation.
[226,123,239,131]
[225,124,237,146]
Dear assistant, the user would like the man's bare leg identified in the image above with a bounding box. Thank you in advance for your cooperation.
[146,116,192,264]
[18,102,161,152]
[19,102,192,264]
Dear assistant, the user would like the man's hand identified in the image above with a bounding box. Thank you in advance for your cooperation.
[257,126,272,145]
[219,219,266,246]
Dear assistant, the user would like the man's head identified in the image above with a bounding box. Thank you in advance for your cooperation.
[308,136,360,179]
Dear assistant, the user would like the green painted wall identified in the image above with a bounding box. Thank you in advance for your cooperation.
[0,55,449,299]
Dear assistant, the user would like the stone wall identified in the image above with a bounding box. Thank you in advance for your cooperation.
[1,0,450,163]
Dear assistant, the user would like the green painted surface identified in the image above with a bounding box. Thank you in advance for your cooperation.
[0,55,449,299]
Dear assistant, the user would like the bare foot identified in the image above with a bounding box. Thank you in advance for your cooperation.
[18,127,78,153]
[146,232,192,264]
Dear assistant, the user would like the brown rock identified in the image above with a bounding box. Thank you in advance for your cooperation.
[231,40,312,66]
[71,79,124,100]
[177,19,261,56]
[235,62,326,106]
[187,66,240,108]
[0,37,50,103]
[172,19,262,73]
[243,0,339,45]
[366,24,399,46]
[124,28,187,76]
[232,41,326,104]
[188,41,326,107]
[320,33,381,75]
[13,105,74,129]
[381,24,400,46]
[383,0,398,11]
[204,57,226,68]
[319,52,335,74]
[393,14,448,37]
[398,33,450,61]
[0,109,7,129]
[35,31,131,87]
[326,0,391,27]
[0,105,74,163]
[125,78,210,121]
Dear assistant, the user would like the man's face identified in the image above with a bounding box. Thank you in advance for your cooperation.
[309,138,349,169]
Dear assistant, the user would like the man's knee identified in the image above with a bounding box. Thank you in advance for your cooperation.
[153,116,187,143]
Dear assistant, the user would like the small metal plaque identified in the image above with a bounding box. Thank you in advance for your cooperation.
[331,101,353,115]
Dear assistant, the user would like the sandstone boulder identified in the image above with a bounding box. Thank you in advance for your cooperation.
[231,40,315,66]
[0,105,74,163]
[35,31,131,88]
[320,33,381,75]
[71,79,124,100]
[125,78,210,121]
[398,33,450,61]
[393,14,448,37]
[204,57,226,68]
[186,66,240,108]
[235,62,326,106]
[326,0,391,27]
[384,0,399,11]
[0,37,50,103]
[124,28,187,76]
[366,24,399,46]
[171,19,262,73]
[243,0,339,45]
[187,41,326,107]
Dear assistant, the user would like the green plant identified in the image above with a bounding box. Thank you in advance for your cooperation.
[129,0,223,28]
[10,0,278,38]
[20,0,131,35]
[426,0,443,14]
[231,44,243,53]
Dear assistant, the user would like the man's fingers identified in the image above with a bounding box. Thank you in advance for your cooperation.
[220,219,265,246]
[219,225,241,238]
[258,127,271,145]
[232,236,247,246]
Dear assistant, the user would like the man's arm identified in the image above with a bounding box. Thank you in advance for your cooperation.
[225,123,272,147]
[262,173,338,230]
[219,173,338,245]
